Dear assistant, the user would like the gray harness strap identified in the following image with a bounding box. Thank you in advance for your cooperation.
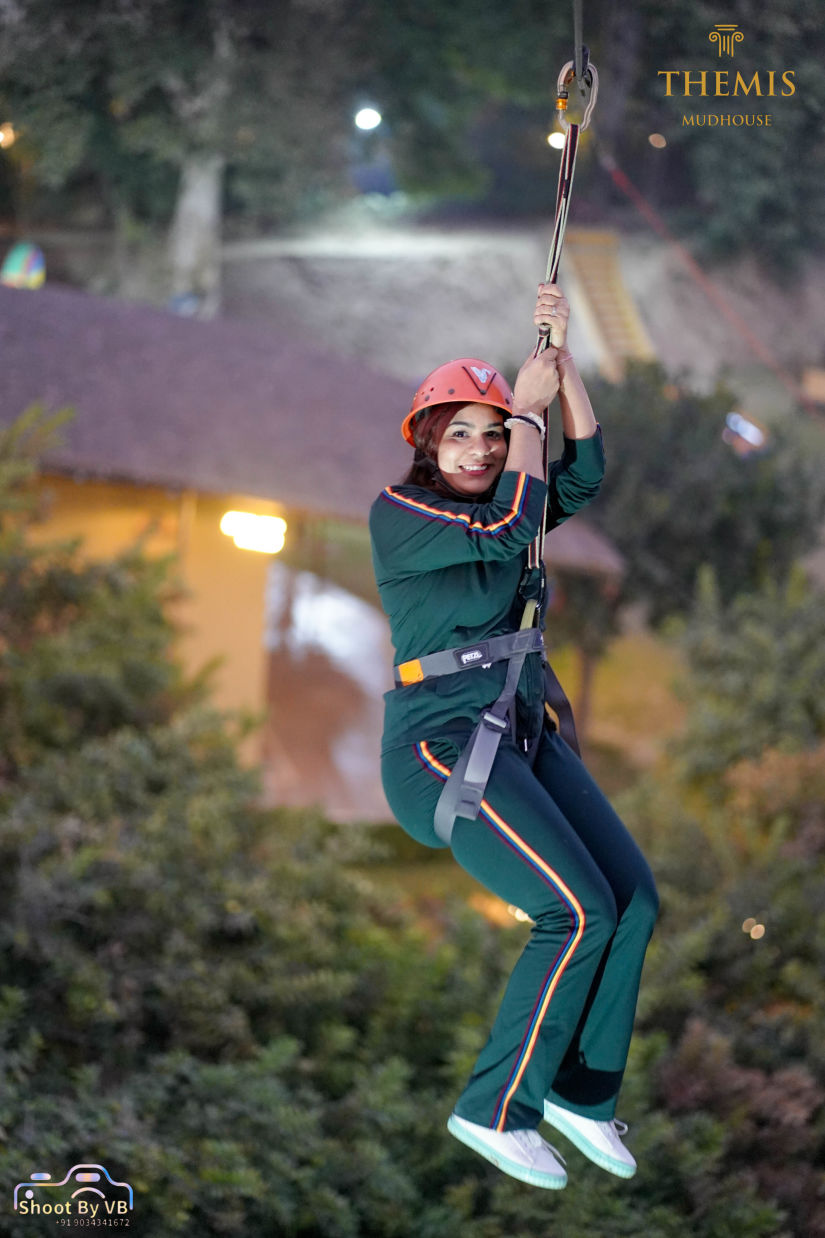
[432,640,534,844]
[393,621,579,847]
[394,627,544,687]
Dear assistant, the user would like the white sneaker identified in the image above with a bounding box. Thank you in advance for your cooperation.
[447,1113,567,1189]
[542,1100,637,1178]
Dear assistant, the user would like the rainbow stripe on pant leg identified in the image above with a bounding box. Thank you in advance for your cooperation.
[415,740,586,1131]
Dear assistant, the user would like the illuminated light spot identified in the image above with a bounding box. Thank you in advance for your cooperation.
[648,132,667,149]
[742,917,756,932]
[0,122,16,147]
[507,904,532,923]
[220,511,287,554]
[750,924,766,940]
[355,107,382,131]
[0,241,46,289]
[547,132,566,150]
[725,411,766,448]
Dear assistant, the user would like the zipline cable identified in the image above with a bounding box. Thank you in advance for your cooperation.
[573,0,584,85]
[527,13,598,572]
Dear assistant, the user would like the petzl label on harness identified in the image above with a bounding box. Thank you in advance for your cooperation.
[455,643,489,669]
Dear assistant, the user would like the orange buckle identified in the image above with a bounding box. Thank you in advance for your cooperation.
[397,658,424,686]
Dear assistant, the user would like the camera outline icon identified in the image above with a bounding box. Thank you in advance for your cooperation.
[14,1163,134,1211]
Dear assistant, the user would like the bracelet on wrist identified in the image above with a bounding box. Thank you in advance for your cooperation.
[504,412,546,442]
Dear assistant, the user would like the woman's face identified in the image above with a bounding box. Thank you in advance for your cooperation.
[435,403,507,496]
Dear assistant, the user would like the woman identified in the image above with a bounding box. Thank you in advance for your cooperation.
[369,284,658,1190]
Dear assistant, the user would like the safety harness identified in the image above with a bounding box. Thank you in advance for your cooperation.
[394,36,597,848]
[394,626,545,688]
[393,597,581,845]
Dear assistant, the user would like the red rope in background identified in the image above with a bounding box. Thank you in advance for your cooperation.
[598,148,821,421]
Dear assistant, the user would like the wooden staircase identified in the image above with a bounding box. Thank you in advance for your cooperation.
[563,229,655,381]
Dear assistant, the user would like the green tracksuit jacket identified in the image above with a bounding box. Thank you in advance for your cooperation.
[370,432,606,750]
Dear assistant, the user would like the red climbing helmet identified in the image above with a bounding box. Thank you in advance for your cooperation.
[401,358,514,446]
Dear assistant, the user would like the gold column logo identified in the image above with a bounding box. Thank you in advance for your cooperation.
[709,24,744,57]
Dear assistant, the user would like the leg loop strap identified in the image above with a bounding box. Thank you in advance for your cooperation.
[433,642,530,846]
[433,657,580,846]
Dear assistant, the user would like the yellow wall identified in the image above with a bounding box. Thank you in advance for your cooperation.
[29,474,286,761]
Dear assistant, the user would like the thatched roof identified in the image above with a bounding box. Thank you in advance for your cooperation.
[545,517,625,579]
[0,284,623,577]
[0,284,410,522]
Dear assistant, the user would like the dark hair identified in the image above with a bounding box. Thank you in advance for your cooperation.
[400,403,506,502]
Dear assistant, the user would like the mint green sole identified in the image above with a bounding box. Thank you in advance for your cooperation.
[447,1115,568,1190]
[542,1104,636,1179]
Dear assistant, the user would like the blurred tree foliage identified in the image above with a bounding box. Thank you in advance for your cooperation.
[2,1,824,267]
[673,565,825,784]
[2,409,824,1235]
[0,0,359,223]
[544,569,622,739]
[0,410,516,1234]
[615,568,825,1238]
[538,364,825,724]
[0,0,362,299]
[581,363,825,624]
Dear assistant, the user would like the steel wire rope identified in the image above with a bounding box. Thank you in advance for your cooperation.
[526,3,597,574]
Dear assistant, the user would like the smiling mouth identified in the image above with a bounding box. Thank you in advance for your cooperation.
[459,463,492,474]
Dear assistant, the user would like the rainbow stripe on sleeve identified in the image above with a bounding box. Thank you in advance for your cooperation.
[380,472,530,536]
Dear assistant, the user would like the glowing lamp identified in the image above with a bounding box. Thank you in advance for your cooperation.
[354,107,382,131]
[220,511,287,554]
[547,132,566,150]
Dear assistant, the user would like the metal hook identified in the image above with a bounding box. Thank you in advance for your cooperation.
[555,59,598,132]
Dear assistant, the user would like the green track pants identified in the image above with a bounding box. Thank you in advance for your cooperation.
[381,727,658,1132]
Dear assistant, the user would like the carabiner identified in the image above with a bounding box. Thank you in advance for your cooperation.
[555,59,599,132]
